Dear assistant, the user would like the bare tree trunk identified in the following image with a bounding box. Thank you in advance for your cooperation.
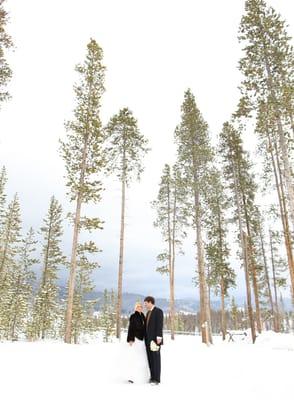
[239,183,262,334]
[258,222,275,330]
[266,132,294,302]
[273,139,294,303]
[243,232,257,342]
[65,132,90,343]
[65,190,83,343]
[194,187,212,345]
[170,188,176,340]
[232,166,256,343]
[247,241,262,334]
[262,46,294,234]
[41,225,52,340]
[116,172,126,339]
[220,277,226,341]
[269,229,281,332]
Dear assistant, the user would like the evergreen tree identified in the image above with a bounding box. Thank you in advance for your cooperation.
[174,89,214,344]
[8,228,37,340]
[0,194,21,339]
[269,229,287,332]
[230,297,239,331]
[219,121,262,342]
[0,166,7,229]
[254,209,276,330]
[59,39,106,343]
[204,167,236,340]
[0,0,13,107]
[30,196,65,340]
[99,289,116,342]
[151,163,189,339]
[254,99,294,302]
[70,241,100,344]
[104,107,149,339]
[237,0,294,296]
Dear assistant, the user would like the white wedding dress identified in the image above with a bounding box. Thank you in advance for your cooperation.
[125,337,150,384]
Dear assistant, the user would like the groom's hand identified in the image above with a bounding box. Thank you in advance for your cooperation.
[129,341,134,346]
[156,337,162,345]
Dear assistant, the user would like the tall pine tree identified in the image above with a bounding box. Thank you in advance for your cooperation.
[104,107,149,339]
[174,89,214,344]
[59,39,106,343]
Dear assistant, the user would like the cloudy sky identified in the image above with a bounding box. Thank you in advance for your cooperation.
[0,0,293,299]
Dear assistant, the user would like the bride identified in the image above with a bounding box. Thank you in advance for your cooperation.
[126,302,150,384]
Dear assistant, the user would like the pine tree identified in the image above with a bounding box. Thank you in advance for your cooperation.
[254,210,276,330]
[104,107,149,339]
[8,228,37,340]
[151,163,189,339]
[269,229,287,332]
[59,39,106,343]
[204,167,236,340]
[0,1,13,107]
[0,193,21,339]
[254,99,294,302]
[99,289,116,342]
[219,121,261,343]
[174,89,214,344]
[0,166,7,229]
[230,297,239,331]
[70,241,100,344]
[237,0,294,297]
[30,196,65,340]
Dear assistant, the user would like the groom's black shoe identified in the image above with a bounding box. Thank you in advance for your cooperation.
[150,380,159,385]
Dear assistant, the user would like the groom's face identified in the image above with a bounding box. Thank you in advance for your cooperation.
[144,301,153,310]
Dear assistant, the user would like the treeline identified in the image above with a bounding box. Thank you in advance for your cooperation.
[0,0,293,345]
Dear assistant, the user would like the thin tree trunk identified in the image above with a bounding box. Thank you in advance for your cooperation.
[64,73,92,343]
[266,131,294,302]
[194,186,212,344]
[269,229,281,332]
[217,198,227,340]
[116,171,126,339]
[170,186,176,340]
[237,173,262,333]
[41,221,52,340]
[10,274,21,340]
[220,277,226,340]
[65,190,83,343]
[262,43,294,234]
[232,166,256,343]
[273,138,294,303]
[258,221,275,330]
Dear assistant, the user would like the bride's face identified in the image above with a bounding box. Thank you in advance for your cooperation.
[135,304,143,312]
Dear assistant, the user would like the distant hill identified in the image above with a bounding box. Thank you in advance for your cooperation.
[58,287,293,314]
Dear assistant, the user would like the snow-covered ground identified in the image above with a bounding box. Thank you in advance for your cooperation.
[0,331,293,400]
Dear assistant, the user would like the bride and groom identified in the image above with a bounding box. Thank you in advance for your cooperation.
[126,296,164,385]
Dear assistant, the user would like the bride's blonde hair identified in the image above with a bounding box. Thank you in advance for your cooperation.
[134,302,143,311]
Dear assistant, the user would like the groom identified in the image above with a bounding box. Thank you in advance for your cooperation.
[144,296,164,385]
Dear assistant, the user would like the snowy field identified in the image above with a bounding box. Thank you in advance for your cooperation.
[0,331,293,400]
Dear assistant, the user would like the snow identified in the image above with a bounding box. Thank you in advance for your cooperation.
[0,331,293,400]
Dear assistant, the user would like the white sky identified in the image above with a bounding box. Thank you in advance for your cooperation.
[0,0,293,299]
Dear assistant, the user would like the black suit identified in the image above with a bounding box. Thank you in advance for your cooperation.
[144,306,164,383]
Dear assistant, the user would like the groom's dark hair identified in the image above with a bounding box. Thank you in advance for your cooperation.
[144,296,155,304]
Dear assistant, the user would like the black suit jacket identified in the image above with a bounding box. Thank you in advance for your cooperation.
[145,306,164,346]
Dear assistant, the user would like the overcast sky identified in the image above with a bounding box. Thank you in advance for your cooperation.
[0,0,293,299]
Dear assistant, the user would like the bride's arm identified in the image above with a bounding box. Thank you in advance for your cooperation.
[127,314,135,344]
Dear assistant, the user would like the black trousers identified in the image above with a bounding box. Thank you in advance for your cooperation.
[145,340,161,382]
